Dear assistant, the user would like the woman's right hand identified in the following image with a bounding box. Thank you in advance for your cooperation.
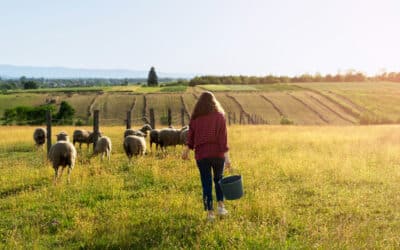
[181,148,190,160]
[224,161,231,171]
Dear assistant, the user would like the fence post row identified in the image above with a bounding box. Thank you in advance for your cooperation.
[126,111,131,129]
[46,110,52,157]
[181,108,185,127]
[167,108,172,127]
[93,110,99,151]
[150,108,155,129]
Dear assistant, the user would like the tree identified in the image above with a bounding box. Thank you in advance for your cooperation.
[23,80,38,89]
[56,101,75,125]
[147,66,158,86]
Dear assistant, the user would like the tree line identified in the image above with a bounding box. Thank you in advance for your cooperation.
[189,71,400,86]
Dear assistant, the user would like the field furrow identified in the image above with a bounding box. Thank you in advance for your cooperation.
[214,94,242,123]
[231,93,280,124]
[180,95,191,123]
[306,92,357,124]
[263,92,324,125]
[225,94,254,124]
[260,95,284,117]
[287,92,329,124]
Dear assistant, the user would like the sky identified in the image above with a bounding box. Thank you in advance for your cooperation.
[1,0,400,76]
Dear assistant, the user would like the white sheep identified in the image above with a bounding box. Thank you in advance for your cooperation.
[33,128,46,148]
[123,135,146,161]
[48,139,77,184]
[92,136,112,161]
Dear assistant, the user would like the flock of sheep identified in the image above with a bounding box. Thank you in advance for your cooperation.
[33,125,189,183]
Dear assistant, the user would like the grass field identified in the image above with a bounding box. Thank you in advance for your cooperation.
[1,125,400,248]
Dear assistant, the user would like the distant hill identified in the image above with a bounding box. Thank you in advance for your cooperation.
[0,64,193,79]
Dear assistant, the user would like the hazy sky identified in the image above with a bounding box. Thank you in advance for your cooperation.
[1,0,400,76]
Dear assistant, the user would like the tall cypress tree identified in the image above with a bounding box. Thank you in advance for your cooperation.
[147,66,158,86]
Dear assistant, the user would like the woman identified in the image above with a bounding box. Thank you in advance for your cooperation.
[182,91,231,221]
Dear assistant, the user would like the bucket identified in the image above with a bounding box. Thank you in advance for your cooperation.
[219,175,243,200]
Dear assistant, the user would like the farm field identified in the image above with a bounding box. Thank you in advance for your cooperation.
[0,125,400,248]
[300,82,400,124]
[1,82,400,126]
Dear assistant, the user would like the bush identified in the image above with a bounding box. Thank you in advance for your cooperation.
[159,114,169,125]
[75,119,84,126]
[280,116,294,125]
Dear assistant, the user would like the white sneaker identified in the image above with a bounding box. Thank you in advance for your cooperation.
[217,206,228,216]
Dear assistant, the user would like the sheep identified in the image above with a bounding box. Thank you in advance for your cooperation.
[158,126,188,150]
[33,128,46,148]
[56,132,69,142]
[48,139,77,184]
[124,129,146,138]
[124,124,152,138]
[92,136,112,161]
[73,129,100,149]
[149,129,160,151]
[123,135,146,161]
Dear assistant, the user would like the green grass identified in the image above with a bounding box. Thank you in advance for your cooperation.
[199,84,259,91]
[199,84,301,92]
[5,86,104,94]
[1,125,400,248]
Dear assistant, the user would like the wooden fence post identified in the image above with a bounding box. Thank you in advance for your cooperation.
[46,110,52,156]
[126,111,131,129]
[150,108,155,129]
[93,110,99,151]
[181,108,185,127]
[228,112,231,125]
[167,108,172,127]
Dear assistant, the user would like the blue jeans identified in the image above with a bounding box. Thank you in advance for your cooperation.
[196,158,225,211]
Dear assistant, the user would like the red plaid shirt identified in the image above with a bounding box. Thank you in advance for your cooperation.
[187,111,229,160]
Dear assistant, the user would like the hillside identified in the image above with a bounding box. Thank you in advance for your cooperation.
[1,82,400,126]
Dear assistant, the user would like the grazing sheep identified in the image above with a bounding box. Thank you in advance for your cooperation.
[179,127,189,145]
[124,124,152,138]
[48,139,77,184]
[149,129,160,151]
[123,135,146,161]
[56,132,69,142]
[158,126,188,150]
[73,129,100,149]
[33,128,46,148]
[124,129,146,138]
[92,136,112,161]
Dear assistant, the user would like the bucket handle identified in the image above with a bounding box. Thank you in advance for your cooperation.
[225,166,240,175]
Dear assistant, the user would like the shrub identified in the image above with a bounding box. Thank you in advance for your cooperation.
[280,116,294,125]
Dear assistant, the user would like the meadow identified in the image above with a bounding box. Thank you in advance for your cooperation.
[1,125,400,249]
